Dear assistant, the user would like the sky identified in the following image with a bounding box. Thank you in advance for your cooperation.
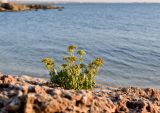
[8,0,160,3]
[54,0,160,3]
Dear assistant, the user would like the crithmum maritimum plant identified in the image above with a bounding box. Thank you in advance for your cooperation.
[42,45,104,90]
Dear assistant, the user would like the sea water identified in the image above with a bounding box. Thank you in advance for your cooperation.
[0,3,160,88]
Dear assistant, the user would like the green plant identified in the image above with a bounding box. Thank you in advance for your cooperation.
[42,45,104,90]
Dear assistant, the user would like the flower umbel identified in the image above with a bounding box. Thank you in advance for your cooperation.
[68,45,77,53]
[92,57,104,67]
[42,57,55,71]
[77,50,86,56]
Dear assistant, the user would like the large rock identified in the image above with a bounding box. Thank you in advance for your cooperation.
[0,3,13,10]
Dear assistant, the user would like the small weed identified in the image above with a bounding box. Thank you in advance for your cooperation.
[42,45,104,90]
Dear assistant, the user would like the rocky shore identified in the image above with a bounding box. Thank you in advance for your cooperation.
[0,72,160,113]
[0,2,64,12]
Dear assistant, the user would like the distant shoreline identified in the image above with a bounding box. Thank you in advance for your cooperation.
[0,2,64,12]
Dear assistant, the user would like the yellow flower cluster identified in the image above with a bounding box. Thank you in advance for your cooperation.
[68,45,77,53]
[77,50,86,56]
[42,57,54,71]
[92,57,104,67]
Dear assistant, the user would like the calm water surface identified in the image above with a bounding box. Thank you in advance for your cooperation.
[0,3,160,88]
